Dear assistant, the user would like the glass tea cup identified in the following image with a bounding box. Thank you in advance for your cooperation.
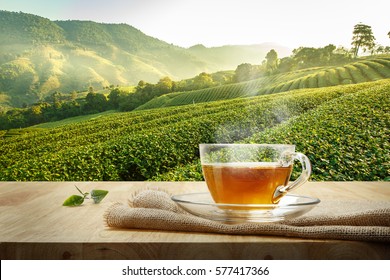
[199,144,311,205]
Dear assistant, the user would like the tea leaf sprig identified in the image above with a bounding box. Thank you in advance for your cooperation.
[63,185,108,206]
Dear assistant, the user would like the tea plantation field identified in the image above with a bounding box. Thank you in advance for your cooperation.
[137,56,390,110]
[1,79,389,181]
[155,79,389,181]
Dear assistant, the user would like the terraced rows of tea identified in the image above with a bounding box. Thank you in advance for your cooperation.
[153,79,390,182]
[138,56,390,110]
[248,81,390,181]
[1,79,389,181]
[136,67,323,110]
[261,57,390,94]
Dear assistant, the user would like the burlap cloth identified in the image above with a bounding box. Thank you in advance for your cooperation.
[104,189,390,242]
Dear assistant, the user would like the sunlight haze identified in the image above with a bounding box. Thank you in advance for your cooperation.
[1,0,389,49]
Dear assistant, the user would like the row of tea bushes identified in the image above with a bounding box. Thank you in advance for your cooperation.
[261,57,390,94]
[152,79,390,181]
[248,80,390,181]
[0,81,373,181]
[137,56,390,110]
[136,68,321,110]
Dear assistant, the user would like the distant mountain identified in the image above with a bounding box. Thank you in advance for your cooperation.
[0,10,290,108]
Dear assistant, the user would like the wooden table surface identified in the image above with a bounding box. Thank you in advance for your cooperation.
[0,181,389,260]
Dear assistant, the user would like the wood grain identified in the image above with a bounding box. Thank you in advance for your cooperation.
[0,181,389,259]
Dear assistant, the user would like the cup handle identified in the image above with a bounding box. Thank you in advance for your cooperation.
[273,152,311,202]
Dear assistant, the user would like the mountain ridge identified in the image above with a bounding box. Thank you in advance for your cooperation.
[0,10,290,107]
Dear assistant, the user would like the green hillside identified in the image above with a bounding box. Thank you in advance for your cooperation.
[137,56,390,110]
[0,10,65,44]
[154,79,390,181]
[0,11,205,106]
[1,79,388,181]
[0,10,287,107]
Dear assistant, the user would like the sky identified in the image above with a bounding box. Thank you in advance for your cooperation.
[1,0,389,49]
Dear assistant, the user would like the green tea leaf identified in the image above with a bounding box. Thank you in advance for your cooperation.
[62,195,84,206]
[90,189,109,204]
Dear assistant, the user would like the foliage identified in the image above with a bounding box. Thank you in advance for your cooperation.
[351,23,376,57]
[137,56,390,110]
[4,10,388,111]
[62,185,108,206]
[3,53,381,127]
[0,11,65,44]
[1,80,388,181]
[0,95,109,130]
[0,10,230,107]
[246,82,390,181]
[84,92,109,113]
[265,49,279,74]
[273,44,353,73]
[1,10,389,112]
[233,63,263,82]
[151,79,390,181]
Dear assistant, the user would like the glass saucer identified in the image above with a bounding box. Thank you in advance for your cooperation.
[171,192,320,223]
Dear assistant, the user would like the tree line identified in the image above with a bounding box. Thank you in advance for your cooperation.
[234,23,389,82]
[0,72,232,129]
[0,89,106,129]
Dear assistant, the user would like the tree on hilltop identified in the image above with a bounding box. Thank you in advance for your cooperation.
[233,63,260,82]
[351,23,376,57]
[193,72,215,89]
[85,92,108,112]
[155,76,173,94]
[265,49,278,74]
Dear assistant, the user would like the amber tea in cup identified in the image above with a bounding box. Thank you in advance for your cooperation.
[199,144,311,204]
